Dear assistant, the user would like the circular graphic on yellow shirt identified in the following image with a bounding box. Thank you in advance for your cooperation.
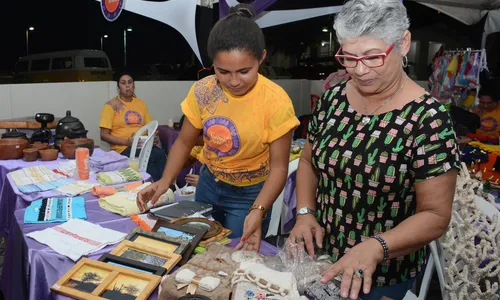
[480,117,498,133]
[125,111,142,125]
[204,117,240,157]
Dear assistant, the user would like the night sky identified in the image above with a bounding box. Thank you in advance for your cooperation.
[0,0,487,73]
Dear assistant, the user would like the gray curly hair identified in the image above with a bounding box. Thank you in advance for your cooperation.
[334,0,410,48]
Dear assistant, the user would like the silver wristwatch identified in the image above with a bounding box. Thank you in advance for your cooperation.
[296,207,316,217]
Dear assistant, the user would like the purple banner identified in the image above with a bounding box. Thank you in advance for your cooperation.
[219,0,280,18]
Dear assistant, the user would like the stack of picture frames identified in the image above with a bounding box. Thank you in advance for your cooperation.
[50,258,163,300]
[170,217,232,251]
[51,218,227,299]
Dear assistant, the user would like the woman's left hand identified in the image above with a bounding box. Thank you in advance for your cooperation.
[235,209,264,251]
[321,238,384,299]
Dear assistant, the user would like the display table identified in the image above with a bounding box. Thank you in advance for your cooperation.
[0,148,151,238]
[1,198,278,300]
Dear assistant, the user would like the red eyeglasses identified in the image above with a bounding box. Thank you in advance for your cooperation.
[335,44,395,68]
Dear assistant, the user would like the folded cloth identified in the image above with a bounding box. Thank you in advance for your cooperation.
[92,182,143,198]
[98,183,174,216]
[96,168,142,185]
[469,141,500,156]
[18,178,74,194]
[10,165,60,187]
[26,219,127,261]
[89,150,129,172]
[24,197,87,224]
[55,181,96,197]
[462,146,488,164]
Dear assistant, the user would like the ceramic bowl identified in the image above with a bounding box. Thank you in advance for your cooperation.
[39,149,59,161]
[60,138,94,159]
[0,139,29,160]
[23,148,39,162]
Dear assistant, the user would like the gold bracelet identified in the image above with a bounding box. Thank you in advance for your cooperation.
[249,204,267,217]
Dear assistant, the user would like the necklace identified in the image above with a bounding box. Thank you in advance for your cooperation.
[360,77,406,125]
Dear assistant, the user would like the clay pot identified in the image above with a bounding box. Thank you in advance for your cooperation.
[29,142,50,151]
[39,149,59,161]
[23,148,39,162]
[0,139,29,160]
[60,138,94,159]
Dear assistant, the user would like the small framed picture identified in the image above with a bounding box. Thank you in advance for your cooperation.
[172,217,223,240]
[50,258,160,300]
[152,220,207,266]
[98,253,167,276]
[125,228,187,256]
[110,240,181,273]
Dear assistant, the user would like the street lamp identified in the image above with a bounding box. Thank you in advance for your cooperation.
[26,27,35,55]
[124,27,132,66]
[101,34,108,51]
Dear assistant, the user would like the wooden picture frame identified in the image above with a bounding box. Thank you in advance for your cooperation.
[50,258,160,300]
[110,240,181,273]
[152,220,207,266]
[125,228,188,256]
[98,253,167,276]
[171,217,223,240]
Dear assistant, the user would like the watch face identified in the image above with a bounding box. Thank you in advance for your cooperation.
[298,207,309,215]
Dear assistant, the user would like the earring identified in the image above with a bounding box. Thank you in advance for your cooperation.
[402,55,409,68]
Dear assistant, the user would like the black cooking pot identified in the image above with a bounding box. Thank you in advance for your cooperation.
[1,131,29,141]
[54,110,88,149]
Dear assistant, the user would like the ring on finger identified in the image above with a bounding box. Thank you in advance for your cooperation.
[295,236,305,243]
[354,269,364,278]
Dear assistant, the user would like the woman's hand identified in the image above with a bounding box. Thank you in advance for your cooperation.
[136,180,169,212]
[288,214,324,259]
[236,209,264,251]
[127,133,135,147]
[185,174,199,187]
[320,238,384,299]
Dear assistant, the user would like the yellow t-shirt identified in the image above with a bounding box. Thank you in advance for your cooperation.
[99,97,152,154]
[181,74,299,186]
[477,105,500,138]
[190,146,203,160]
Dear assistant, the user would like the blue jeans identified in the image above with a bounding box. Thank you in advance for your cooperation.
[361,277,415,300]
[195,165,271,239]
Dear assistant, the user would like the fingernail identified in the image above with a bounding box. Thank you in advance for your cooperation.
[241,237,247,242]
[341,291,348,298]
[351,293,356,299]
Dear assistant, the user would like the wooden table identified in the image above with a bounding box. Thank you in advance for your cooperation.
[0,116,59,130]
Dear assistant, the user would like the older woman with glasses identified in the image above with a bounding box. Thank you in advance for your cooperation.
[288,0,460,299]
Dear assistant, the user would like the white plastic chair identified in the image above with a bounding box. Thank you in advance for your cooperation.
[266,158,299,238]
[129,120,158,173]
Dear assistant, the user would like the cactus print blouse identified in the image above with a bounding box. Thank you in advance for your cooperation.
[308,82,460,287]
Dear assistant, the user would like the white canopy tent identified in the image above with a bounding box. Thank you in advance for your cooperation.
[410,0,500,47]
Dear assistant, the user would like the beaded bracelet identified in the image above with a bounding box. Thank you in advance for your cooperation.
[372,234,389,262]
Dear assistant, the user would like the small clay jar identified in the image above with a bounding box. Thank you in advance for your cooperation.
[23,148,39,162]
[39,149,59,161]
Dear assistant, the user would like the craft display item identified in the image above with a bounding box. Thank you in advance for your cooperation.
[198,228,232,248]
[76,148,90,180]
[175,269,221,295]
[153,220,207,266]
[231,251,264,264]
[110,240,181,273]
[178,296,212,300]
[125,228,188,256]
[98,253,167,276]
[50,258,160,300]
[172,217,223,240]
[158,244,238,300]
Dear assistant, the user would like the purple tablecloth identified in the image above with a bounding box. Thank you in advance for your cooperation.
[1,198,278,300]
[157,125,201,187]
[0,149,151,238]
